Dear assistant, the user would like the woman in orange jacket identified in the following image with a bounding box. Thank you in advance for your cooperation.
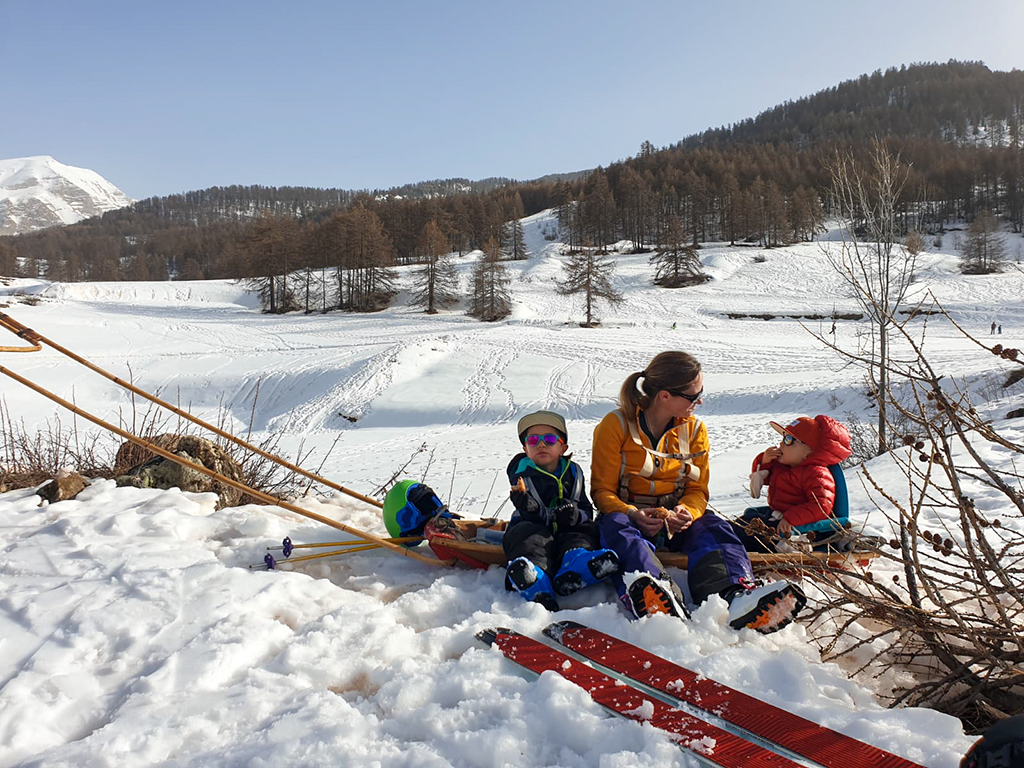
[591,350,805,633]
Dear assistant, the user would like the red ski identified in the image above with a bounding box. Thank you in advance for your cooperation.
[544,621,925,768]
[477,627,803,767]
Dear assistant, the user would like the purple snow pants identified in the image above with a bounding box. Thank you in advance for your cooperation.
[598,511,754,606]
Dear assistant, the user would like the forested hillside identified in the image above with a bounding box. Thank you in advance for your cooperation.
[2,60,1021,290]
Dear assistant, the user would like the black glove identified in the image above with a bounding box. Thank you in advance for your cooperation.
[510,486,542,517]
[553,500,581,531]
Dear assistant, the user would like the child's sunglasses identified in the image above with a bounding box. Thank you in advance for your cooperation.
[781,433,800,446]
[525,433,561,447]
[668,387,703,403]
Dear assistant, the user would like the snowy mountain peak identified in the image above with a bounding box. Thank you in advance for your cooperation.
[0,155,133,236]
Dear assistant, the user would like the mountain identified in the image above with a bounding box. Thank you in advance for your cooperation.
[0,155,133,236]
[678,60,1024,150]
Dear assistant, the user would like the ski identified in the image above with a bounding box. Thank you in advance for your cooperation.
[477,627,803,768]
[543,621,925,768]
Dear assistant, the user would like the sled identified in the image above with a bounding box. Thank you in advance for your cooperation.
[425,519,880,572]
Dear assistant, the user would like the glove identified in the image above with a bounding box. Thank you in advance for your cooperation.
[749,467,769,498]
[553,500,582,531]
[510,485,542,517]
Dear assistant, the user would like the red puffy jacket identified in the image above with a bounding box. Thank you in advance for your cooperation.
[752,415,852,527]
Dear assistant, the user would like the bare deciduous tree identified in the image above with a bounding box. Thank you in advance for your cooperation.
[411,221,460,314]
[469,237,511,322]
[825,138,919,455]
[650,216,705,288]
[558,244,622,327]
[804,304,1024,730]
[959,210,1006,274]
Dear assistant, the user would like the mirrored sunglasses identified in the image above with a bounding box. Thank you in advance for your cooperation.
[782,433,799,446]
[525,433,561,447]
[668,387,703,403]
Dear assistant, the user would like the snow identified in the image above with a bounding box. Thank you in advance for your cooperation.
[0,155,133,235]
[3,209,1022,767]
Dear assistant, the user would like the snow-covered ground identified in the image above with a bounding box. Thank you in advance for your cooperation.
[1,210,1022,767]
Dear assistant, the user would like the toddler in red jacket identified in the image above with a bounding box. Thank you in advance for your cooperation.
[734,415,852,551]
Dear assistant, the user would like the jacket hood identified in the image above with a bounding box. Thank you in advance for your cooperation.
[804,415,852,466]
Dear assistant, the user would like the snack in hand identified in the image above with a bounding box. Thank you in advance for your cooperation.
[514,477,527,492]
[648,506,671,519]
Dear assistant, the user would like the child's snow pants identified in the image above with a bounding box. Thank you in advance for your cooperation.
[501,520,601,590]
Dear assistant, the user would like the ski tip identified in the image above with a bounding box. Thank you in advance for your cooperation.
[542,620,584,640]
[475,627,512,646]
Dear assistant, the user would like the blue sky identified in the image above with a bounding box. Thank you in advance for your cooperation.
[5,0,1024,200]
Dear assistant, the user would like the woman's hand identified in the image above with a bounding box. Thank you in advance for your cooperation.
[666,506,693,536]
[628,507,667,537]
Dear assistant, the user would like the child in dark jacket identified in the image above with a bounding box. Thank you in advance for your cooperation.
[503,409,619,610]
[736,415,852,551]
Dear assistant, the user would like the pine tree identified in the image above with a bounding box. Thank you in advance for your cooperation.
[650,217,704,288]
[959,210,1006,273]
[0,243,19,278]
[411,220,460,313]
[559,244,622,327]
[341,206,397,311]
[240,213,299,313]
[555,183,579,251]
[469,237,511,321]
[581,168,616,251]
[502,218,528,260]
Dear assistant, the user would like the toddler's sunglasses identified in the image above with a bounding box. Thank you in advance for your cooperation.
[525,433,562,447]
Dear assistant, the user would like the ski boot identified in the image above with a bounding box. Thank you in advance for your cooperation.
[625,573,689,619]
[725,578,806,633]
[507,557,560,611]
[552,548,620,596]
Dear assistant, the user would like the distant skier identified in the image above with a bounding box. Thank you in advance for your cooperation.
[992,321,997,335]
[671,322,677,330]
[503,409,619,610]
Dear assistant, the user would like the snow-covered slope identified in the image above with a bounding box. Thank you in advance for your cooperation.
[0,155,133,236]
[2,212,1022,766]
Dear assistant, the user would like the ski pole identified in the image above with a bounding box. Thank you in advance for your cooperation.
[254,543,391,569]
[267,536,420,556]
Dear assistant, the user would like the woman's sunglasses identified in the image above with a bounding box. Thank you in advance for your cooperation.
[525,433,562,447]
[668,387,703,403]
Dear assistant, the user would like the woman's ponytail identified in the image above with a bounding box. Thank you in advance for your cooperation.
[618,351,701,413]
[618,370,651,413]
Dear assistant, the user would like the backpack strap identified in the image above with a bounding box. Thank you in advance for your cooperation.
[568,462,583,504]
[615,412,704,503]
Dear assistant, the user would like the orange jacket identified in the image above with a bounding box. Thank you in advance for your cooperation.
[590,409,710,518]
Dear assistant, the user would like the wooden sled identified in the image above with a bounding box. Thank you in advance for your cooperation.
[425,519,880,573]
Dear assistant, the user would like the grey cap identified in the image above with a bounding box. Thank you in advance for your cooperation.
[517,410,568,443]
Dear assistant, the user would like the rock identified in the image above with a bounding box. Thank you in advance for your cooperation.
[115,434,245,509]
[38,470,89,503]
